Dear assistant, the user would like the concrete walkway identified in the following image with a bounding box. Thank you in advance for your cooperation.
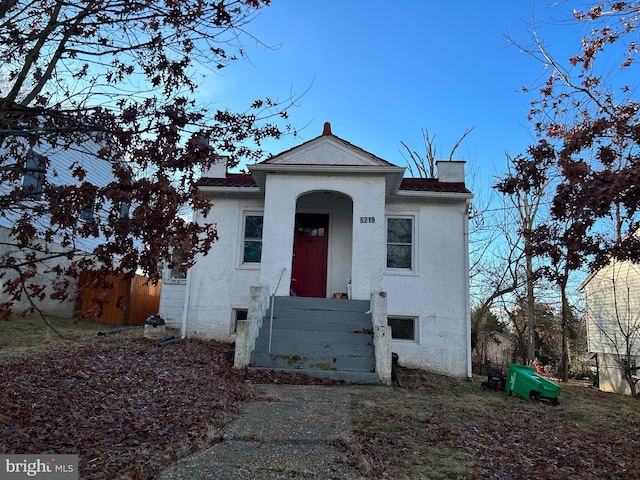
[157,384,386,479]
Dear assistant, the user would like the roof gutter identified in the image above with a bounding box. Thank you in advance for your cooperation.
[198,186,262,195]
[392,190,474,201]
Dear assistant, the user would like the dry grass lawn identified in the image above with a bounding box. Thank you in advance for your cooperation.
[2,315,639,479]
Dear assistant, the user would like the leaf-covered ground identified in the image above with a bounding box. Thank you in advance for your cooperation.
[1,326,640,479]
[0,332,338,479]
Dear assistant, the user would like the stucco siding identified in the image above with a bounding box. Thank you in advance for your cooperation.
[178,180,470,377]
[384,199,469,377]
[260,173,387,300]
[182,196,263,339]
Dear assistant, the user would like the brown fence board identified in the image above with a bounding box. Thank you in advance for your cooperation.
[127,276,162,326]
[77,272,161,326]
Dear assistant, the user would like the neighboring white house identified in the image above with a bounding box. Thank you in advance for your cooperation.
[160,123,473,378]
[0,137,121,317]
[579,259,640,395]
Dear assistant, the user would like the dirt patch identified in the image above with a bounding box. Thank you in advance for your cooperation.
[0,314,118,361]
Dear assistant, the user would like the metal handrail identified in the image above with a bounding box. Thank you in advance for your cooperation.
[268,267,286,354]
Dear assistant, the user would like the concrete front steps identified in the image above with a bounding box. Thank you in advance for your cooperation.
[249,296,379,384]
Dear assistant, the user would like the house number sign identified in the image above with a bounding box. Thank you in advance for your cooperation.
[359,216,376,223]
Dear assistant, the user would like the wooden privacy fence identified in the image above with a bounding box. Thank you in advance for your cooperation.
[76,271,162,326]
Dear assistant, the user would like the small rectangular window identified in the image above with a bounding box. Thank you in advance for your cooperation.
[388,317,416,341]
[387,217,413,269]
[243,214,263,263]
[22,150,46,199]
[118,203,130,219]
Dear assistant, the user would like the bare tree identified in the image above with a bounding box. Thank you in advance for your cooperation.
[400,127,473,179]
[505,2,640,268]
[0,1,298,319]
[497,152,551,364]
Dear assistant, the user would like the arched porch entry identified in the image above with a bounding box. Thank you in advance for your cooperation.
[290,191,353,298]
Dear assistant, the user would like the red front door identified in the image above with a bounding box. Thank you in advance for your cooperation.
[291,213,329,298]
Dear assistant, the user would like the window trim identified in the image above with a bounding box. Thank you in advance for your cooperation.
[385,215,416,272]
[388,316,418,342]
[240,212,264,267]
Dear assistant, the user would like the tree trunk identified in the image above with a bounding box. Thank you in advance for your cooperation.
[527,251,535,364]
[561,279,570,382]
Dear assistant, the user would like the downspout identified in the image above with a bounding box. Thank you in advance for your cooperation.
[180,210,198,340]
[464,198,473,381]
[180,267,192,340]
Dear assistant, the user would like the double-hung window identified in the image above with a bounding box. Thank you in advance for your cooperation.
[169,248,187,280]
[386,216,413,270]
[79,187,97,223]
[22,150,46,199]
[243,214,263,263]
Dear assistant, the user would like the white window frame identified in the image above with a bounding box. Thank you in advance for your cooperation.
[385,215,415,273]
[240,212,264,267]
[388,316,418,342]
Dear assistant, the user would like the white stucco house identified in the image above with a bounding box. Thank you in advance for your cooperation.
[160,123,473,382]
[579,258,640,395]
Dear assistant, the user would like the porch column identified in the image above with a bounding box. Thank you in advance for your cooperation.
[260,174,296,296]
[349,178,387,299]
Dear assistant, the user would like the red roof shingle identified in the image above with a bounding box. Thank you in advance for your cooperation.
[198,174,470,194]
[399,178,470,194]
[198,174,257,187]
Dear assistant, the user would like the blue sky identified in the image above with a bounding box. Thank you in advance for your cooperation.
[205,0,586,191]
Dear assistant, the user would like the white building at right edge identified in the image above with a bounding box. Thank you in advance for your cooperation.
[579,258,640,395]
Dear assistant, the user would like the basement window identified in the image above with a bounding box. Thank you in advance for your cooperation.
[388,316,416,341]
[232,308,248,333]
